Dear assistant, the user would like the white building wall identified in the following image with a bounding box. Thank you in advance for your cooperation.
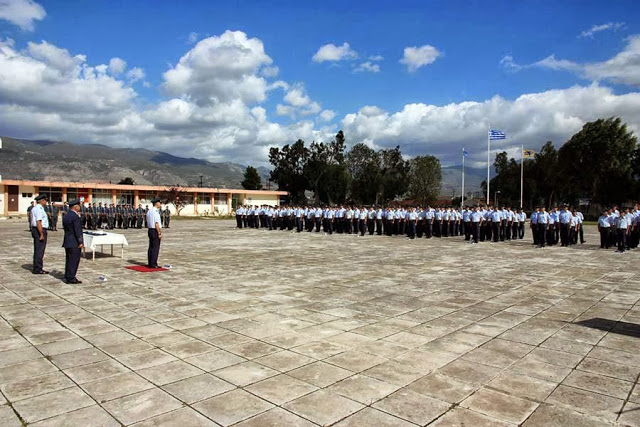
[19,185,36,213]
[242,196,280,206]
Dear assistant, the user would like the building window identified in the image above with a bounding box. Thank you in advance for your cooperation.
[93,189,111,205]
[200,195,211,205]
[214,193,228,205]
[38,187,63,202]
[22,193,33,198]
[116,190,133,206]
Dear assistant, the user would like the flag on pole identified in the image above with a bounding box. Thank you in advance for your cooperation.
[489,129,506,140]
[462,149,468,157]
[523,149,535,158]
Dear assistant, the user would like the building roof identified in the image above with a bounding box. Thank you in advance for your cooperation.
[0,179,287,196]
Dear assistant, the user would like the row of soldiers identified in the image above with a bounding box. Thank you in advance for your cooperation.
[28,201,171,231]
[235,205,530,242]
[597,206,640,253]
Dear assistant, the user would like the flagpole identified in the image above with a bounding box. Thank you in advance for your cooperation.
[520,144,524,209]
[461,148,465,208]
[486,126,490,206]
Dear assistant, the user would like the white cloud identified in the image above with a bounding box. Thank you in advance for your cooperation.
[579,22,625,38]
[342,84,640,167]
[262,65,279,77]
[163,30,273,105]
[283,85,311,107]
[108,57,127,75]
[127,67,145,83]
[0,0,45,31]
[354,61,380,73]
[400,45,441,72]
[312,42,357,62]
[369,55,384,61]
[502,34,640,87]
[319,109,336,121]
[187,32,198,44]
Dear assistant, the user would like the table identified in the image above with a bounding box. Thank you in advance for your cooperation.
[82,232,129,261]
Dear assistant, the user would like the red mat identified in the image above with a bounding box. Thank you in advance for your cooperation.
[125,265,169,272]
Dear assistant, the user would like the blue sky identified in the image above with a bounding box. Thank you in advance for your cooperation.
[0,0,639,167]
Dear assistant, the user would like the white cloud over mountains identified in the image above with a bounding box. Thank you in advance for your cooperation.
[579,22,625,38]
[0,24,639,169]
[0,0,45,31]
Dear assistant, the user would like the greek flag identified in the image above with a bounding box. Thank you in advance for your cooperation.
[489,129,506,140]
[462,149,468,157]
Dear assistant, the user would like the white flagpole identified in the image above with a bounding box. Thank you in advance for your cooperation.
[461,149,465,208]
[486,126,490,206]
[520,144,524,209]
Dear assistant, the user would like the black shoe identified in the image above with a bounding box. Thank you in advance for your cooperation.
[33,270,49,275]
[65,278,82,284]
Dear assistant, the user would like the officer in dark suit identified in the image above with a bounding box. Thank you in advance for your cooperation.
[107,204,115,229]
[51,203,59,231]
[62,199,84,284]
[136,204,144,229]
[147,198,163,268]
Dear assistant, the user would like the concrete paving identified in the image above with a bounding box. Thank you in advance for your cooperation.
[0,218,638,426]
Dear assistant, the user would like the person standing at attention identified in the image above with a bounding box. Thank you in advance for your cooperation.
[147,198,163,268]
[62,199,84,284]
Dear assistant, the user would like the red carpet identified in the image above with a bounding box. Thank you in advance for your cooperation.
[125,265,169,272]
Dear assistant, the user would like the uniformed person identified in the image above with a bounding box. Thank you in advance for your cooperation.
[598,209,611,249]
[31,194,50,274]
[163,206,171,228]
[147,198,163,268]
[27,201,35,231]
[559,206,572,247]
[51,203,59,231]
[62,199,84,284]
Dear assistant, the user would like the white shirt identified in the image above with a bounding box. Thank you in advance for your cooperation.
[147,208,162,229]
[31,204,49,228]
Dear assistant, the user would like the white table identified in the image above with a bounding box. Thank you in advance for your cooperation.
[82,232,129,261]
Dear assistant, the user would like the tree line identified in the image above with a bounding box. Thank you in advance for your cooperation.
[485,117,639,214]
[254,131,442,206]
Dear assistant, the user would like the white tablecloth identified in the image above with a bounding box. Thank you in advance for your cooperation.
[82,232,128,261]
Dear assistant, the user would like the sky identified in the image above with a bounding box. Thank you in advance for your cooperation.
[0,0,639,168]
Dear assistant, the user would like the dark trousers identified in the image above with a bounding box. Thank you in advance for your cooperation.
[408,221,416,239]
[442,220,449,237]
[359,219,366,236]
[518,223,525,239]
[464,221,471,241]
[472,222,479,243]
[368,220,375,235]
[64,247,81,281]
[537,224,547,246]
[492,222,500,242]
[425,221,432,238]
[31,228,47,273]
[560,223,569,246]
[376,219,383,235]
[579,226,585,243]
[147,229,161,267]
[236,215,242,228]
[600,228,610,249]
[617,229,627,252]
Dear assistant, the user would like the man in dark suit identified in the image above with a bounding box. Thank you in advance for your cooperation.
[62,199,84,284]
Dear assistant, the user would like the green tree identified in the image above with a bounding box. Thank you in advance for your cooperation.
[118,177,135,185]
[408,155,442,205]
[558,117,638,207]
[241,166,263,190]
[305,131,347,204]
[379,146,409,203]
[346,143,381,204]
[269,140,309,204]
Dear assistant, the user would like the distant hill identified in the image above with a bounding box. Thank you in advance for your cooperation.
[440,164,485,198]
[0,135,483,196]
[0,136,270,188]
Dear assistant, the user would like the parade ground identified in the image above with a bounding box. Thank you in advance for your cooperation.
[0,218,639,427]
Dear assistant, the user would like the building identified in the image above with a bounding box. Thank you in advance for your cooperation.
[0,179,287,217]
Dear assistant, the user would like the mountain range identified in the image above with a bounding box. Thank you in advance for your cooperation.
[0,136,484,195]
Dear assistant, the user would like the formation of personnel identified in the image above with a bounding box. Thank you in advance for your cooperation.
[28,202,171,231]
[597,205,640,253]
[235,205,530,243]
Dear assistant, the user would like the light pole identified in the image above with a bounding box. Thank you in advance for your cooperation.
[494,190,501,207]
